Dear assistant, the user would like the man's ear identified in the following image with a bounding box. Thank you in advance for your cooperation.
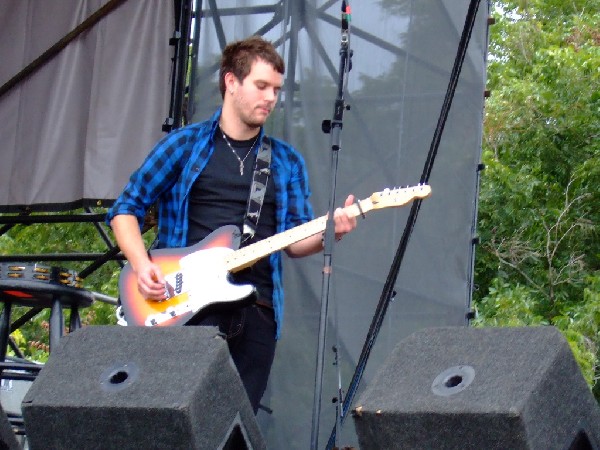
[224,72,238,94]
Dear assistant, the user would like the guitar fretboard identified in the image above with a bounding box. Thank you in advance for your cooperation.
[223,184,432,272]
[225,201,370,272]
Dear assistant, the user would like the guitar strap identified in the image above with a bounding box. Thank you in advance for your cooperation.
[242,135,272,242]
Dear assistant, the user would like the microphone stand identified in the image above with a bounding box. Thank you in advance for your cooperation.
[310,2,353,449]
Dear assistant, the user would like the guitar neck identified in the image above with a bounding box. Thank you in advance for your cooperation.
[225,201,371,272]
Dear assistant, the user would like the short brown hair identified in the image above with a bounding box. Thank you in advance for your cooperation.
[219,36,285,98]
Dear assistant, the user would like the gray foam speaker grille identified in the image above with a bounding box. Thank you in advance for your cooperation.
[0,402,20,450]
[21,325,265,450]
[353,326,600,450]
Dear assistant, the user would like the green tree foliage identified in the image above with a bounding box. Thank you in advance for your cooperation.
[475,0,600,394]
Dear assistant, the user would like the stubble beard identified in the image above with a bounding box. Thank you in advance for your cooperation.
[240,91,272,122]
[242,107,269,130]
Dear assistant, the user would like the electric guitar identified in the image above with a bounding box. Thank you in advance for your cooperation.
[118,185,432,327]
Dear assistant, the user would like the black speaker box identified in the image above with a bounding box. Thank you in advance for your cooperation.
[353,326,600,450]
[21,325,265,450]
[0,404,20,450]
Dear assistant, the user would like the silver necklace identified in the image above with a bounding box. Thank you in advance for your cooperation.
[221,131,259,176]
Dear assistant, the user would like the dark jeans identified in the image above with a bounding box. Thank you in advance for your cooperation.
[195,304,277,414]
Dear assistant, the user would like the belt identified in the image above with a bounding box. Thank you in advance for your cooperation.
[255,298,273,309]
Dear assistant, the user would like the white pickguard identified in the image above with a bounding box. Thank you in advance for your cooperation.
[145,247,255,326]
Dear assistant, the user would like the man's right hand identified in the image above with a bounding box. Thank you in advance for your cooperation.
[135,261,167,301]
[110,214,167,301]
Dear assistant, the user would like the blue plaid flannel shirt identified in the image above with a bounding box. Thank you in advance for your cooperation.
[106,108,314,338]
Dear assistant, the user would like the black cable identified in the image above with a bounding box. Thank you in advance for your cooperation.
[326,0,483,447]
[0,0,129,100]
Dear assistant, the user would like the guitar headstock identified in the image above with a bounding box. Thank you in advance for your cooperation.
[369,185,432,210]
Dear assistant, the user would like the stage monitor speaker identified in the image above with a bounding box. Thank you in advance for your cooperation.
[353,326,600,450]
[21,325,265,450]
[0,403,20,450]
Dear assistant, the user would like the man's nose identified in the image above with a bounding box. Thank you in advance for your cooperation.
[265,88,277,102]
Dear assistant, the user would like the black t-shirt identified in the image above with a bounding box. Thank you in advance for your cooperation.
[187,128,276,302]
